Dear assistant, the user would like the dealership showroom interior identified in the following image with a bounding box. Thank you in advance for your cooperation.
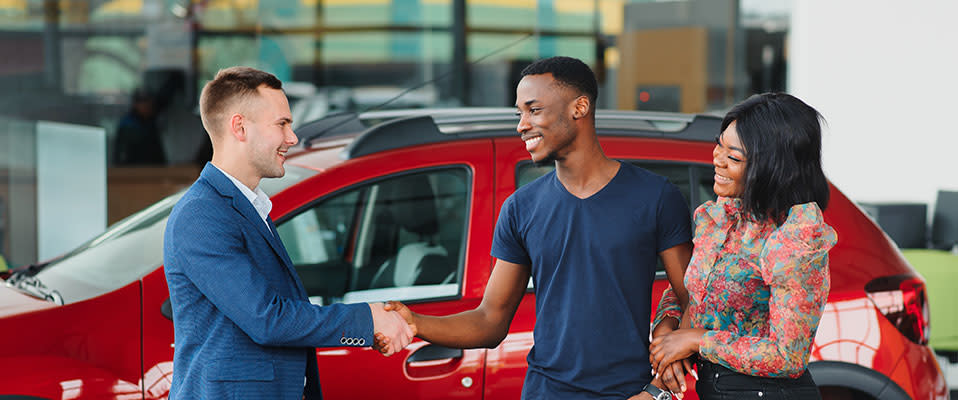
[0,0,956,399]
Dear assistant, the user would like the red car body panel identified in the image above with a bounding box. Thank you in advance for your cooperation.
[0,116,947,399]
[0,285,56,317]
[0,282,142,398]
[142,267,175,399]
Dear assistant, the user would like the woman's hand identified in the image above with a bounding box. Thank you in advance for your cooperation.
[656,358,696,397]
[649,328,706,375]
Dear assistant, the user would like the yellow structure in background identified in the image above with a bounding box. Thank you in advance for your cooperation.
[617,26,707,113]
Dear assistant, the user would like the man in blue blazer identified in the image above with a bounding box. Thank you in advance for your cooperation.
[163,66,413,399]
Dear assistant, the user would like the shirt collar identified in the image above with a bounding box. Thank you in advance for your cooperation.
[211,163,273,224]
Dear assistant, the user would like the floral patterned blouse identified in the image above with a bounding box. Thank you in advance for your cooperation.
[654,197,837,378]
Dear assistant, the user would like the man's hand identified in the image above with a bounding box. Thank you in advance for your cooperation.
[626,376,677,400]
[651,316,679,340]
[384,300,414,325]
[373,301,417,356]
[369,302,415,356]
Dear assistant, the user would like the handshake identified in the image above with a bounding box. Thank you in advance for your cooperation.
[367,301,416,356]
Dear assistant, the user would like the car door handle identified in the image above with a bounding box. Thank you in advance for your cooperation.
[161,298,173,321]
[406,345,463,363]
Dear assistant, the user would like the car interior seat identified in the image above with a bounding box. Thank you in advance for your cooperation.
[369,175,453,288]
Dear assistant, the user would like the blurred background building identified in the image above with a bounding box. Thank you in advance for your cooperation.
[0,0,792,266]
[0,0,956,267]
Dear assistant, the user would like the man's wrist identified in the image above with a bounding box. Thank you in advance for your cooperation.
[642,382,673,400]
[631,392,655,400]
[651,316,679,337]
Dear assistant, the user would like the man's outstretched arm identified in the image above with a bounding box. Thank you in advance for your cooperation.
[659,241,692,314]
[381,259,530,350]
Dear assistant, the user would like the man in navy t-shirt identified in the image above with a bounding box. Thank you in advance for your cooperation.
[382,56,693,399]
[493,162,690,398]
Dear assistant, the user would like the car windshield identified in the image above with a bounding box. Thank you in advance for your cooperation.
[31,164,318,304]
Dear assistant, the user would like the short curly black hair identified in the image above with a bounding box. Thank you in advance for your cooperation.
[520,56,598,111]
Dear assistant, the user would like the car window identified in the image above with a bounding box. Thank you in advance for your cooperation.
[515,160,715,279]
[277,167,470,306]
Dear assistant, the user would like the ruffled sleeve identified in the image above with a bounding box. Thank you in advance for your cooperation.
[699,202,837,377]
[652,285,682,328]
[697,197,743,233]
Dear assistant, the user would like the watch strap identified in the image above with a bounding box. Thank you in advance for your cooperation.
[642,382,672,400]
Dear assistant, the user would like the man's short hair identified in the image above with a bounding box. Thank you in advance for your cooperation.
[199,66,283,136]
[520,56,598,111]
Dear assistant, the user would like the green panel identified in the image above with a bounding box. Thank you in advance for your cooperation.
[321,32,391,62]
[466,33,540,61]
[467,3,593,31]
[554,13,595,31]
[554,37,595,62]
[422,2,452,25]
[323,5,393,26]
[467,34,594,62]
[321,31,451,63]
[901,249,958,351]
[197,37,259,82]
[77,37,141,93]
[467,4,536,29]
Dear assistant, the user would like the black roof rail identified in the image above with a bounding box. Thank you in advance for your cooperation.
[300,111,366,148]
[339,109,722,160]
[343,115,448,159]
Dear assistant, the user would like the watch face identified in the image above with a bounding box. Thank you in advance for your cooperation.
[656,393,672,400]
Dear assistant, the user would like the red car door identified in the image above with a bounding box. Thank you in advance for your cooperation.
[269,138,496,399]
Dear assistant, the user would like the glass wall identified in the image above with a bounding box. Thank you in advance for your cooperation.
[0,0,791,265]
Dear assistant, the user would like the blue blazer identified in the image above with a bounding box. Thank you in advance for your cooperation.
[164,163,373,400]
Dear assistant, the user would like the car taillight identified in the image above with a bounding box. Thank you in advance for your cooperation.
[864,274,930,345]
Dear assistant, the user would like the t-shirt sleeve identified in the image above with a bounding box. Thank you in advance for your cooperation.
[491,194,532,266]
[656,182,692,253]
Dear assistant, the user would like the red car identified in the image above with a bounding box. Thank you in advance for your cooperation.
[0,109,948,399]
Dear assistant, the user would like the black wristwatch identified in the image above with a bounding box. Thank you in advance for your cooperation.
[642,383,673,400]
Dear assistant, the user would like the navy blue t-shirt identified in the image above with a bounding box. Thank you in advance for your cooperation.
[491,162,691,399]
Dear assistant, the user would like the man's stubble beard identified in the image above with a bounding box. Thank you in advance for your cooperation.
[533,118,576,168]
[249,145,285,180]
[534,151,559,168]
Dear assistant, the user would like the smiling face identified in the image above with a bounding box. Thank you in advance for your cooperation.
[515,73,579,165]
[243,86,298,179]
[713,121,747,198]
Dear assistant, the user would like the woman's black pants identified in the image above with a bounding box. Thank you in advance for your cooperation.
[695,359,821,400]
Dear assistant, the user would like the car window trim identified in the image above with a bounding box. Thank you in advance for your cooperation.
[274,164,475,305]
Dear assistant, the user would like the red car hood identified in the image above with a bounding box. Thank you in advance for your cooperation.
[0,280,58,317]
